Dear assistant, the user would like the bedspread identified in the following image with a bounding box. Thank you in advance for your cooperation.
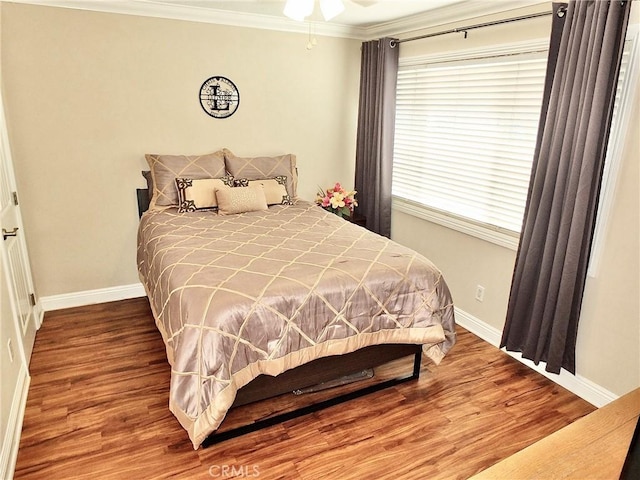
[137,201,456,448]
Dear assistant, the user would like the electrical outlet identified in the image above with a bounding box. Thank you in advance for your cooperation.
[475,285,485,302]
[7,338,14,363]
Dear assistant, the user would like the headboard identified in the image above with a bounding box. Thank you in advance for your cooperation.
[137,169,153,217]
[137,188,150,218]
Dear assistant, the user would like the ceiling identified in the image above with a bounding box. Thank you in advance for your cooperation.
[136,0,470,28]
[7,0,545,38]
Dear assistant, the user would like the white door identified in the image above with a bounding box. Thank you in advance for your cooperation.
[0,94,40,365]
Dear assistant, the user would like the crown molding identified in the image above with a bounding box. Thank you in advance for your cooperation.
[367,0,550,39]
[4,0,548,40]
[4,0,368,39]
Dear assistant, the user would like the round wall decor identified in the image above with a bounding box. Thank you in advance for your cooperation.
[199,76,240,118]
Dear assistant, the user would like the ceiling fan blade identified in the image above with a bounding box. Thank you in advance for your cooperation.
[350,0,378,7]
[320,0,345,20]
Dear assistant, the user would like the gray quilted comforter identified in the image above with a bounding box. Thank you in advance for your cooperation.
[137,201,456,448]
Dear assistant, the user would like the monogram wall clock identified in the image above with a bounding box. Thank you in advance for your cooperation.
[199,76,240,119]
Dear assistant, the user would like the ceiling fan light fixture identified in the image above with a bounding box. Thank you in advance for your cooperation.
[283,0,315,22]
[319,0,345,21]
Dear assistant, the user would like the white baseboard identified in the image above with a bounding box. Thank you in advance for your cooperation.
[454,307,618,408]
[40,283,146,312]
[0,366,30,480]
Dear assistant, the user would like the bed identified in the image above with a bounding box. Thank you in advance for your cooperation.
[137,149,456,449]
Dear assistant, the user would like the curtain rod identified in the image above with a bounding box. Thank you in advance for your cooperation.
[390,7,566,47]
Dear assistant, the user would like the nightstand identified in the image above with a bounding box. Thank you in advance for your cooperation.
[347,213,366,228]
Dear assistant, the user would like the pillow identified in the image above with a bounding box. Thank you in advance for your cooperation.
[223,149,298,201]
[175,176,234,213]
[145,150,226,209]
[235,177,292,206]
[142,170,153,193]
[215,184,269,215]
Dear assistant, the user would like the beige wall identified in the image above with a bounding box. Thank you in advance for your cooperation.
[392,3,640,397]
[578,81,639,396]
[1,3,361,297]
[2,2,638,398]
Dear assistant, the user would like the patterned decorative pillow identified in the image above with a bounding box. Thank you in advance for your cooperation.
[215,184,269,215]
[223,149,298,201]
[145,150,226,209]
[175,176,234,213]
[235,176,292,206]
[233,178,249,187]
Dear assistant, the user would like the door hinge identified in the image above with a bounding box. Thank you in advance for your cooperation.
[12,191,19,206]
[29,293,36,307]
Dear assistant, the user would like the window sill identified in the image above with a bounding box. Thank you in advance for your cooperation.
[392,197,520,251]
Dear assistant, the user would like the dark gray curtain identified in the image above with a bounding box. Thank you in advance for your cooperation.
[354,38,399,238]
[501,0,631,374]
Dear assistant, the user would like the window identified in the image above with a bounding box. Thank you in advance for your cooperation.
[393,31,637,251]
[392,42,548,248]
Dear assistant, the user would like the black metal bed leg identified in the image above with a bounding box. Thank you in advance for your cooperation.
[412,346,422,379]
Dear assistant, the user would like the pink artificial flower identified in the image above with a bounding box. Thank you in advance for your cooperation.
[316,182,358,216]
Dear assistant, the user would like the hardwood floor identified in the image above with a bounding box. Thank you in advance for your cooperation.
[14,298,594,480]
[470,388,640,479]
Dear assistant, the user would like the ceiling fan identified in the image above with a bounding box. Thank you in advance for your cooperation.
[283,0,377,22]
[350,0,378,6]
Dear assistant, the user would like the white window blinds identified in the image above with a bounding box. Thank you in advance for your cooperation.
[392,50,548,233]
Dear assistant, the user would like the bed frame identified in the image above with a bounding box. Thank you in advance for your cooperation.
[136,188,424,445]
[209,343,422,445]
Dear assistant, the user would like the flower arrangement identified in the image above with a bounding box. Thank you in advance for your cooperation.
[316,182,358,218]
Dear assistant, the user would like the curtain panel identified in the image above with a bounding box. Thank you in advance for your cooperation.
[501,0,631,374]
[354,38,399,238]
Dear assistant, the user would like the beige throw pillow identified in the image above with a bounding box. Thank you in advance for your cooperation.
[175,177,234,212]
[215,185,269,215]
[234,177,291,205]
